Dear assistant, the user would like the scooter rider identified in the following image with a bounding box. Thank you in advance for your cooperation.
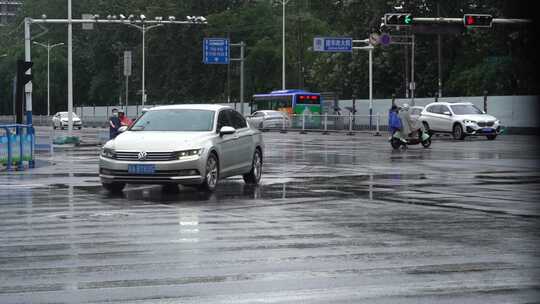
[398,103,422,141]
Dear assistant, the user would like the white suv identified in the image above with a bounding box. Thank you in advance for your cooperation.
[420,102,501,140]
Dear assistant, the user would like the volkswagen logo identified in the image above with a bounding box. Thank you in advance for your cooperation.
[137,151,148,161]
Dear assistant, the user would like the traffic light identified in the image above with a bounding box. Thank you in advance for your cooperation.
[15,60,32,124]
[384,13,413,26]
[17,60,33,85]
[463,14,493,28]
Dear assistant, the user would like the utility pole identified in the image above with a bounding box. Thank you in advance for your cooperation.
[437,3,442,98]
[276,0,291,90]
[67,0,73,136]
[231,42,246,114]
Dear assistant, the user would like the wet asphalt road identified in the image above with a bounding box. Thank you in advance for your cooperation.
[1,129,540,303]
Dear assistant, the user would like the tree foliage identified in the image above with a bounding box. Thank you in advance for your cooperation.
[0,0,537,114]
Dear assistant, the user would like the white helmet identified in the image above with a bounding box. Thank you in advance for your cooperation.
[401,103,410,110]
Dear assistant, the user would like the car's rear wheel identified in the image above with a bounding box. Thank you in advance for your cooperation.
[453,124,465,140]
[102,182,125,193]
[486,134,497,140]
[199,153,219,192]
[243,149,262,185]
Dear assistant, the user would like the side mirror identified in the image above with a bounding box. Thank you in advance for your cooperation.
[118,126,128,133]
[219,126,236,136]
[443,111,452,116]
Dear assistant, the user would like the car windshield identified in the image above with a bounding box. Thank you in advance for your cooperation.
[130,109,214,132]
[60,112,79,118]
[267,111,285,117]
[451,104,483,115]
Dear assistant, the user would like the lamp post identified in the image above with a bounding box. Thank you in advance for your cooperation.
[122,16,163,108]
[276,0,291,90]
[33,41,64,116]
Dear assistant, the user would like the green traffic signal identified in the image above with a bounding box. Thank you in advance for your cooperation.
[404,15,412,24]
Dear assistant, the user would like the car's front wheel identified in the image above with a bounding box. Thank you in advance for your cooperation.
[102,182,125,193]
[199,153,219,192]
[243,149,262,185]
[453,123,465,140]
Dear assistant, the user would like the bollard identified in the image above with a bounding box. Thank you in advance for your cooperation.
[300,114,307,134]
[323,113,329,135]
[347,114,354,136]
[373,113,381,136]
[280,115,287,133]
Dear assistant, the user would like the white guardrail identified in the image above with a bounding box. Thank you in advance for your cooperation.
[255,113,385,134]
[0,113,388,134]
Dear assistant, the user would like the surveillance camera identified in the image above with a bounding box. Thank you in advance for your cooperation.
[199,16,207,22]
[140,14,146,20]
[93,14,100,19]
[168,16,176,21]
[155,16,163,21]
[128,14,134,20]
[41,14,47,19]
[119,14,126,19]
[112,15,117,19]
[107,15,112,20]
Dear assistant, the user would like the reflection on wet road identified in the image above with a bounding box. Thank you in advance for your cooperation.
[1,132,539,303]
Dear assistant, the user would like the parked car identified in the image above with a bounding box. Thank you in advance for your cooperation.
[52,112,83,130]
[419,102,500,140]
[99,104,264,193]
[246,110,290,129]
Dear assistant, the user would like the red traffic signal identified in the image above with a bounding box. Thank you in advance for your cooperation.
[463,14,493,28]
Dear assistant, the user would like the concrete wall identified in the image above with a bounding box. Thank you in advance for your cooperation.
[1,96,538,129]
[334,95,539,128]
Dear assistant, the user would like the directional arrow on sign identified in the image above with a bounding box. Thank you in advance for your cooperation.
[405,15,412,24]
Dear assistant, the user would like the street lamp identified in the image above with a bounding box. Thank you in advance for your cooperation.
[121,15,165,107]
[33,41,64,116]
[120,14,206,107]
[275,0,291,90]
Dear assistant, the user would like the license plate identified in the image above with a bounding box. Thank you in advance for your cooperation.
[482,128,494,133]
[128,164,155,175]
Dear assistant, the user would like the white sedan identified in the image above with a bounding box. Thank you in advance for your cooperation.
[246,110,290,129]
[419,102,500,140]
[52,112,83,130]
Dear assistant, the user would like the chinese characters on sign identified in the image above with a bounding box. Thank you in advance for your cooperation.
[203,38,230,64]
[313,37,353,52]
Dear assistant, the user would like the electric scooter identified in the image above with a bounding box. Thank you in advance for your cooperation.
[390,129,432,149]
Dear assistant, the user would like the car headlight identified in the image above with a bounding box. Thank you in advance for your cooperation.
[463,120,476,124]
[176,149,203,160]
[101,148,116,159]
[495,120,500,125]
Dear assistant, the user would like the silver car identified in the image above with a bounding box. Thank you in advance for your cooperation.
[246,110,290,129]
[99,104,264,192]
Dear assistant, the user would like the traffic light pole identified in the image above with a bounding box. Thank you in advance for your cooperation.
[352,39,374,129]
[24,18,32,126]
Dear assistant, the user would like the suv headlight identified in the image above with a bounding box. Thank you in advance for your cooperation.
[176,149,203,160]
[463,120,476,124]
[101,148,116,159]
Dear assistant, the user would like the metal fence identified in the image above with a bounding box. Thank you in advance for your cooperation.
[261,113,387,134]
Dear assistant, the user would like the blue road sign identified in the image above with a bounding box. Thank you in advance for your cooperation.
[313,37,353,52]
[203,38,230,64]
